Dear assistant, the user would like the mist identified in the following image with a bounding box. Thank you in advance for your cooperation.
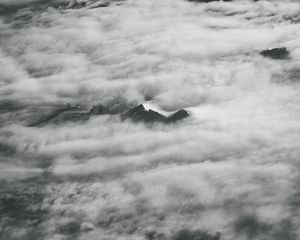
[1,0,300,239]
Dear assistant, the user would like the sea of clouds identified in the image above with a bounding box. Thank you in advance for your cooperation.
[1,0,300,239]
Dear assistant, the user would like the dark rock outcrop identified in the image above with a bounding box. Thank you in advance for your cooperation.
[28,105,87,126]
[30,103,190,126]
[89,105,107,115]
[121,104,167,123]
[260,47,289,59]
[29,104,109,126]
[122,104,190,124]
[133,109,167,123]
[167,109,190,123]
[121,104,145,119]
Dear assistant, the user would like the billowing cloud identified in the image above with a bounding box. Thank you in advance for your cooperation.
[1,0,300,239]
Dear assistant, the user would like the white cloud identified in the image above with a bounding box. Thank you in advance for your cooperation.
[1,0,300,239]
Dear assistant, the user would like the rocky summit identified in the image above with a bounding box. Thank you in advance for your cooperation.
[260,47,290,60]
[122,104,190,123]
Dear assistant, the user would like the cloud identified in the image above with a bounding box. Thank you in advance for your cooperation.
[1,0,300,239]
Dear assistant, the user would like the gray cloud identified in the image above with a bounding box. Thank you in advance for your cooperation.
[1,0,300,239]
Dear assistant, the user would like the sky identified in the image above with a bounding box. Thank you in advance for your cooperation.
[1,0,300,239]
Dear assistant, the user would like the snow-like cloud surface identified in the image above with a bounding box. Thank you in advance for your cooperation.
[1,0,300,239]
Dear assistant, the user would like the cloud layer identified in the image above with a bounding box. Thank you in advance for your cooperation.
[1,0,300,239]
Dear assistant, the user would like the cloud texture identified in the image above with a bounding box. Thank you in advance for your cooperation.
[1,0,300,239]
